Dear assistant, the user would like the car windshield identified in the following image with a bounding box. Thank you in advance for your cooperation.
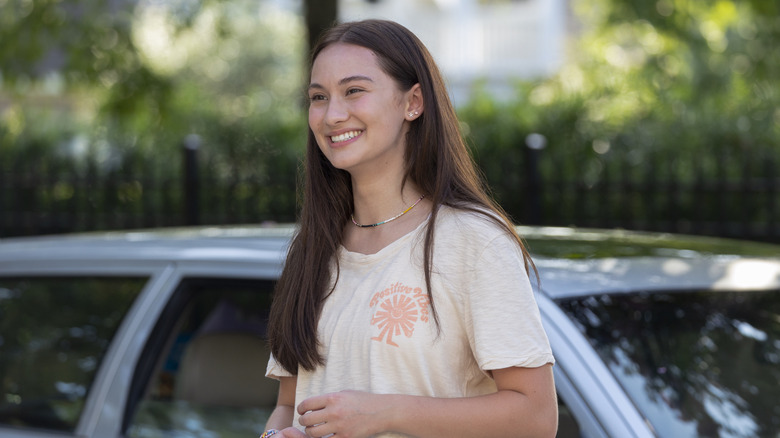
[0,276,146,432]
[557,289,780,438]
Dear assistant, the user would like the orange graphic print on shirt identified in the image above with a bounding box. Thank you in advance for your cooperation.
[369,282,430,347]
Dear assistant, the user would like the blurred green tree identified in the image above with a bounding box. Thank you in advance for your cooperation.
[460,0,779,229]
[0,0,336,140]
[0,0,776,237]
[0,0,172,122]
[0,0,325,231]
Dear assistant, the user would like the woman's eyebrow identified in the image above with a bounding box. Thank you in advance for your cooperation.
[309,75,374,90]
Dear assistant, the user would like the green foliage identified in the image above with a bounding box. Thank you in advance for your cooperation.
[0,0,174,127]
[0,0,777,238]
[1,0,307,233]
[458,0,779,231]
[0,0,135,82]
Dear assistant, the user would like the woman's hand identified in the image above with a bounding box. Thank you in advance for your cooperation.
[293,365,557,437]
[297,390,388,438]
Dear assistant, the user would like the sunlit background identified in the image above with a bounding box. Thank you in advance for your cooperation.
[1,0,778,242]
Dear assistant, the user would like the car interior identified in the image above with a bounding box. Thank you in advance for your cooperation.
[125,277,278,437]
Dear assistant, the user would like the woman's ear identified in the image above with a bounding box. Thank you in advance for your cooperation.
[405,83,424,121]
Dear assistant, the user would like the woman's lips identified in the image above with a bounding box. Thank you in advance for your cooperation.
[330,130,363,144]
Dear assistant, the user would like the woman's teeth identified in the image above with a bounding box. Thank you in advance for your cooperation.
[331,130,362,143]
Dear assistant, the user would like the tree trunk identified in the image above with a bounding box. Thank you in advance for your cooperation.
[304,0,339,57]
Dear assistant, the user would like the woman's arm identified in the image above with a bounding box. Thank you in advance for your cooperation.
[297,364,558,438]
[264,376,298,432]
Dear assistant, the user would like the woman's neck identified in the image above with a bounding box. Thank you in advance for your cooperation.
[351,176,423,226]
[344,175,431,255]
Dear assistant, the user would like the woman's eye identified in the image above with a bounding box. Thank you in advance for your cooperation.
[309,94,327,102]
[346,88,363,96]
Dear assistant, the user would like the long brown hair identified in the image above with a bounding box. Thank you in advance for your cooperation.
[268,19,536,374]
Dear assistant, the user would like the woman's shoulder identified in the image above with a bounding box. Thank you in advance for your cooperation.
[430,205,527,272]
[435,205,513,244]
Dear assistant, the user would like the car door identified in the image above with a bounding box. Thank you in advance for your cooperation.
[0,259,171,438]
[90,261,282,438]
[537,295,655,438]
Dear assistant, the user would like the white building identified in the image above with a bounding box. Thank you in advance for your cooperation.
[340,0,567,104]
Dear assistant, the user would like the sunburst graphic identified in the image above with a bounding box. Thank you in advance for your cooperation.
[371,294,419,347]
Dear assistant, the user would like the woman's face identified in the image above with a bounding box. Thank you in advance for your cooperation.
[308,43,418,179]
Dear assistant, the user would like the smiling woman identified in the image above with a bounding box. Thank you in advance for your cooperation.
[307,43,417,178]
[264,19,557,438]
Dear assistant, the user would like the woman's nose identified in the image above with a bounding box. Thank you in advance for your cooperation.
[324,98,348,125]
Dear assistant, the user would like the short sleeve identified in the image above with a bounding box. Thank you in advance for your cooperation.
[464,232,554,371]
[265,353,295,380]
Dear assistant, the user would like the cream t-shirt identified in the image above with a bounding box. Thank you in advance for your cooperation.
[266,206,554,436]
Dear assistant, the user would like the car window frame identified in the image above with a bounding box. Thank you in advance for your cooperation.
[536,293,656,438]
[120,273,196,434]
[0,238,288,438]
[0,259,175,438]
[86,260,283,437]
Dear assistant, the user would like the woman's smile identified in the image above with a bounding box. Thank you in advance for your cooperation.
[330,130,364,145]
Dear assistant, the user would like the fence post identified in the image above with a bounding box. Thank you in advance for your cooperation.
[766,152,777,242]
[183,134,201,226]
[524,133,546,225]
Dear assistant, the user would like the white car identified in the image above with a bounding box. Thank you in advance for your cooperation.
[1,225,778,438]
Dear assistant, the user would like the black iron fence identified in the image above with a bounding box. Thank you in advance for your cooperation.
[507,144,780,242]
[2,139,779,244]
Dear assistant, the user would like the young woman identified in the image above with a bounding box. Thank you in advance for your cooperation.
[263,19,557,438]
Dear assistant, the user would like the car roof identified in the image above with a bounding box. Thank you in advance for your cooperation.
[0,225,295,264]
[517,226,780,298]
[1,224,779,298]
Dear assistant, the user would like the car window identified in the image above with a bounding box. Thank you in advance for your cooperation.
[0,276,146,433]
[558,289,780,438]
[126,278,277,438]
[556,396,583,437]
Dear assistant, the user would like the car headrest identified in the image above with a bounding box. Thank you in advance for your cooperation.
[175,332,278,408]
